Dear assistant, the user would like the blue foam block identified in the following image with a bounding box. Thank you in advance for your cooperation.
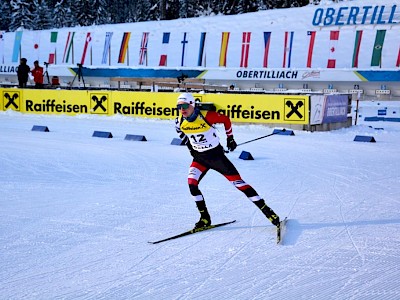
[377,109,387,116]
[273,129,294,136]
[124,134,147,141]
[239,151,254,160]
[364,117,383,121]
[32,125,49,132]
[364,116,400,122]
[354,135,376,143]
[171,138,185,145]
[93,131,113,138]
[385,118,400,122]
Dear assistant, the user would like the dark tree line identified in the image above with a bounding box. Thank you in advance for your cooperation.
[1,0,309,32]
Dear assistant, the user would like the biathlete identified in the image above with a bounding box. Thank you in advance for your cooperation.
[174,93,280,229]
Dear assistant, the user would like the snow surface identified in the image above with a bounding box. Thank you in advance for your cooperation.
[1,100,400,299]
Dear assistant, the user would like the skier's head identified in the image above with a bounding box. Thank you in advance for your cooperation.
[177,93,195,107]
[177,93,195,118]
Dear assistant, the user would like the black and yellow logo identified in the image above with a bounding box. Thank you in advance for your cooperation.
[90,93,109,114]
[194,95,203,104]
[3,91,20,111]
[284,98,305,121]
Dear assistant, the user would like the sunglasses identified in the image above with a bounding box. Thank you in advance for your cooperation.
[177,103,191,110]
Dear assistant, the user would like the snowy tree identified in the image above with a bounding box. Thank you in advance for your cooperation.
[32,0,53,30]
[71,0,97,26]
[236,0,260,14]
[53,0,75,28]
[179,0,203,18]
[2,0,310,31]
[165,0,180,20]
[9,0,35,31]
[91,0,109,25]
[0,1,13,31]
[190,0,213,17]
[130,1,153,22]
[105,0,129,24]
[266,0,308,9]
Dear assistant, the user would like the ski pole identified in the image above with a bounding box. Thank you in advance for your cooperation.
[236,128,286,147]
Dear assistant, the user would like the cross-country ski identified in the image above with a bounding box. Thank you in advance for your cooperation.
[277,217,288,244]
[149,220,236,244]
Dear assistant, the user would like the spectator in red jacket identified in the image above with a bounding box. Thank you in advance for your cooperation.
[31,60,44,88]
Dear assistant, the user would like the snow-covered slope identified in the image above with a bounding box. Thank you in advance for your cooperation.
[1,100,400,299]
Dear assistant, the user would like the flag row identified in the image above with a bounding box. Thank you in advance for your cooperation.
[0,28,399,69]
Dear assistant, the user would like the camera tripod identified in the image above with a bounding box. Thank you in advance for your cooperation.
[70,63,85,88]
[43,62,50,85]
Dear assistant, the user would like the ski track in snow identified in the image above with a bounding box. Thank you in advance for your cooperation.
[332,176,366,266]
[1,104,400,299]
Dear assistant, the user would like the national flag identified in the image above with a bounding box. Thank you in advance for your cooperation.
[263,32,271,67]
[12,31,23,63]
[48,31,58,64]
[181,32,188,67]
[240,32,251,68]
[33,31,40,61]
[352,30,363,68]
[118,32,131,64]
[159,32,170,66]
[396,47,400,67]
[139,32,149,65]
[219,32,230,67]
[33,41,39,55]
[62,32,75,63]
[101,32,113,65]
[327,30,340,68]
[306,31,316,68]
[282,31,294,68]
[197,32,206,67]
[80,32,92,65]
[371,30,386,67]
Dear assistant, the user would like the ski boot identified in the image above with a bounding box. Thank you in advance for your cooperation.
[253,199,280,226]
[194,200,212,229]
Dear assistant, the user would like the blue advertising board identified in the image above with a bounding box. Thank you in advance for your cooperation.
[323,95,349,124]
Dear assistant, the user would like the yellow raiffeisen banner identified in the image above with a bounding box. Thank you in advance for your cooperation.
[201,93,308,124]
[0,88,309,125]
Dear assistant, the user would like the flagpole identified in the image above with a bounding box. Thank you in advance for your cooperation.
[355,91,360,125]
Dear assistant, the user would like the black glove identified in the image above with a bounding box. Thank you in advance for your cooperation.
[227,136,237,152]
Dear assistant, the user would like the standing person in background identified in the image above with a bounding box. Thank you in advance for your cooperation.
[17,58,30,88]
[31,60,44,88]
[175,93,280,229]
